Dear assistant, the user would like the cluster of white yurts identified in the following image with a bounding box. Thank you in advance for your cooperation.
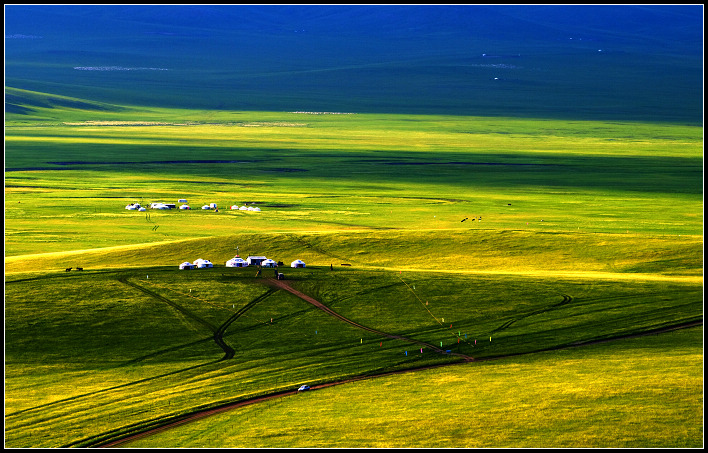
[126,200,262,212]
[178,258,214,270]
[230,205,261,211]
[180,255,306,270]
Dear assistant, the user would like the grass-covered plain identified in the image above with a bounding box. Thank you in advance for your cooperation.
[5,265,702,447]
[5,88,703,258]
[4,90,703,447]
[124,327,704,448]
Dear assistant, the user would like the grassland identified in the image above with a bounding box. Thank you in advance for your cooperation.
[4,89,703,447]
[5,6,703,123]
[5,88,703,259]
[123,327,704,448]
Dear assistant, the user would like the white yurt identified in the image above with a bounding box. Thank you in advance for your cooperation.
[209,203,218,209]
[262,259,277,268]
[291,259,306,268]
[193,258,213,268]
[179,204,191,210]
[201,205,211,210]
[125,204,137,210]
[138,207,147,211]
[230,205,239,210]
[239,206,248,211]
[226,256,248,267]
[179,262,194,270]
[178,199,188,203]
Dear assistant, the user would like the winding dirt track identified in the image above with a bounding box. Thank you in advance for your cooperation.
[98,278,702,448]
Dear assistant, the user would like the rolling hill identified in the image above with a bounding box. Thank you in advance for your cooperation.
[5,5,703,122]
[3,5,703,448]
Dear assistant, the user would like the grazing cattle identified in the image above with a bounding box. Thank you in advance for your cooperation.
[76,267,83,271]
[65,268,72,272]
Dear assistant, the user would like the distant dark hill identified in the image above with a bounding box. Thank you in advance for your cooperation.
[4,5,703,123]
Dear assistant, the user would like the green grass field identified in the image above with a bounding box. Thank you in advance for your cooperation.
[4,88,703,447]
[5,87,703,260]
[123,327,704,448]
[5,265,702,447]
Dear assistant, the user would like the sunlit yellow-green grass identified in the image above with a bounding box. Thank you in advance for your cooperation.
[4,95,703,448]
[124,326,703,448]
[6,267,461,448]
[5,263,701,448]
[4,229,703,281]
[5,101,703,258]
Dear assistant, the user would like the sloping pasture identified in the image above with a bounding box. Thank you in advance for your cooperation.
[5,263,701,447]
[123,326,703,448]
[5,102,704,257]
[4,97,703,447]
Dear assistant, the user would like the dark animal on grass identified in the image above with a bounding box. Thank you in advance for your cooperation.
[65,268,72,272]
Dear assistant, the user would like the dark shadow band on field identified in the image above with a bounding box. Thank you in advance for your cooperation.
[6,150,703,195]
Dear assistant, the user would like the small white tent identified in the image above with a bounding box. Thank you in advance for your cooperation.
[125,204,137,210]
[230,205,239,210]
[179,204,191,210]
[179,262,194,270]
[178,199,188,203]
[291,259,306,268]
[262,259,277,268]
